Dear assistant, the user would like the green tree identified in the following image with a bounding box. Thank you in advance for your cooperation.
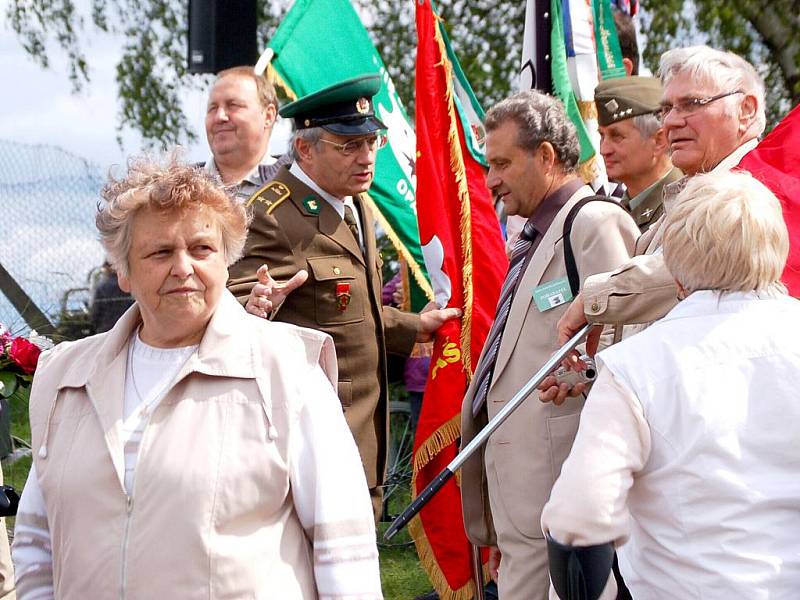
[7,0,798,145]
[639,0,800,127]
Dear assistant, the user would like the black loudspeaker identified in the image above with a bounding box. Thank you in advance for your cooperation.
[188,0,258,74]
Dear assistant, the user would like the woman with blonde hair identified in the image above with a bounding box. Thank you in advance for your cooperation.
[542,170,800,599]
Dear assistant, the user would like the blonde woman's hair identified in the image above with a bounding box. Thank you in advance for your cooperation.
[662,170,788,294]
[96,151,249,276]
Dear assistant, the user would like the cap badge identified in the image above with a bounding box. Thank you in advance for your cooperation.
[356,97,370,114]
[604,99,620,113]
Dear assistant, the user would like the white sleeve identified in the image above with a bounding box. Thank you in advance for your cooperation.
[541,368,651,547]
[288,365,383,600]
[12,464,54,600]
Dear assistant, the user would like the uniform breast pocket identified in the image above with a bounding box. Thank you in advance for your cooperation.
[307,255,366,325]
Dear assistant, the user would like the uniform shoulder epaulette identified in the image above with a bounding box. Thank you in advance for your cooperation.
[247,180,291,215]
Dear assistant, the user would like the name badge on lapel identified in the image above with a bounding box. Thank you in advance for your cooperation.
[335,282,352,312]
[532,277,573,312]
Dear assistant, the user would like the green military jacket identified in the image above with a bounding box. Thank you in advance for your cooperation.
[621,166,683,233]
[228,166,419,490]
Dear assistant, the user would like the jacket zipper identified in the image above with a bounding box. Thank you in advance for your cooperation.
[121,494,133,600]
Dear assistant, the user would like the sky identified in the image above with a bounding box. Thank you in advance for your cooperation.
[0,1,291,172]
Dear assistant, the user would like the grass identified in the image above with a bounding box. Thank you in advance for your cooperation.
[380,544,431,599]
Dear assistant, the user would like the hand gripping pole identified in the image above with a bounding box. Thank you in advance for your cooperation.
[385,323,594,540]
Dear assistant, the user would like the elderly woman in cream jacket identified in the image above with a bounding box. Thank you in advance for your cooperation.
[541,171,800,599]
[11,155,383,599]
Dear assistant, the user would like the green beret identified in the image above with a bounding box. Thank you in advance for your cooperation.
[279,74,387,136]
[595,76,663,126]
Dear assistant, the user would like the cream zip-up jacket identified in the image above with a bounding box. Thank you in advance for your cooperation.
[15,291,381,599]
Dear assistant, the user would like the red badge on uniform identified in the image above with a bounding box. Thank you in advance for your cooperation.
[335,282,352,312]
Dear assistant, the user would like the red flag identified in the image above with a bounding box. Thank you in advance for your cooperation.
[412,1,508,597]
[736,104,800,296]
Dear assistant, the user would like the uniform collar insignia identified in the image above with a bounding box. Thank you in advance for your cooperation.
[302,195,320,214]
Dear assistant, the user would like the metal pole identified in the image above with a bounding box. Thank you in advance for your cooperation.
[385,323,593,540]
[470,544,485,600]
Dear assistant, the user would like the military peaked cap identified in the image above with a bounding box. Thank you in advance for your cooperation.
[595,76,663,126]
[279,74,387,136]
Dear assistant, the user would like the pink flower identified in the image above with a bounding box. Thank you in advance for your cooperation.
[8,337,41,374]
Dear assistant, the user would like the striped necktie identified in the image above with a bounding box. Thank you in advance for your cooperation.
[471,220,538,416]
[343,204,362,247]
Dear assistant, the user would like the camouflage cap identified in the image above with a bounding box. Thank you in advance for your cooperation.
[279,74,387,136]
[595,76,662,126]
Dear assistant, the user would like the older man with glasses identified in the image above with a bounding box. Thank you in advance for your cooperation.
[227,74,460,521]
[540,45,767,402]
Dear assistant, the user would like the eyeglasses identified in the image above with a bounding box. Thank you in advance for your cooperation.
[318,133,388,156]
[659,90,744,119]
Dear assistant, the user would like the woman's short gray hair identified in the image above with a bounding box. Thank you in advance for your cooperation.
[658,45,766,136]
[96,152,249,276]
[290,126,325,161]
[663,171,788,295]
[485,91,581,171]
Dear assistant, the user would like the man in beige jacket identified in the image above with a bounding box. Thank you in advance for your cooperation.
[459,90,638,599]
[543,45,766,398]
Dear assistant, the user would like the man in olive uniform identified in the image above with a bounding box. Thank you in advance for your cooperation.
[595,76,682,232]
[227,74,459,518]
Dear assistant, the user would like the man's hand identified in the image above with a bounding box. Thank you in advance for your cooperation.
[488,546,501,583]
[537,375,588,406]
[245,264,308,319]
[416,302,462,342]
[538,293,603,404]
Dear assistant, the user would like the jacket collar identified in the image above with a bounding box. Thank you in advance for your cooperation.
[276,166,366,265]
[57,290,259,391]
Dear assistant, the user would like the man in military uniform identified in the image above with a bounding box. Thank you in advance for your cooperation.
[203,66,291,200]
[227,74,459,518]
[595,76,682,232]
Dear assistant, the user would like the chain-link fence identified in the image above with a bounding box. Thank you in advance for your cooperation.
[0,139,107,339]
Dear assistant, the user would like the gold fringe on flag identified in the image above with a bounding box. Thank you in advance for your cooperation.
[576,99,598,121]
[431,12,475,378]
[361,193,435,302]
[410,465,492,600]
[413,414,461,472]
[266,63,298,101]
[409,471,490,600]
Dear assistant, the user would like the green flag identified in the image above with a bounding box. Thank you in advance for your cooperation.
[266,0,432,309]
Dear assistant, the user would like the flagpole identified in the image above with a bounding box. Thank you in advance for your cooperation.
[470,544,485,600]
[385,323,594,540]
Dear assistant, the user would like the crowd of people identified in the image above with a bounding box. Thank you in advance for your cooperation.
[0,17,796,600]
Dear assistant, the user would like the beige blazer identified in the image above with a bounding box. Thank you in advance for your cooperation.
[460,184,639,545]
[582,139,760,326]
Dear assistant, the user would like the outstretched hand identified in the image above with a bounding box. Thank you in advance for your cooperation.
[245,264,308,319]
[416,302,462,342]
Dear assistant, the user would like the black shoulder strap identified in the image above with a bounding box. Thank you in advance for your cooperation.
[562,195,628,297]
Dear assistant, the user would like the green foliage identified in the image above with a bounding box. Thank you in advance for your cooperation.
[6,0,799,144]
[640,0,800,128]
